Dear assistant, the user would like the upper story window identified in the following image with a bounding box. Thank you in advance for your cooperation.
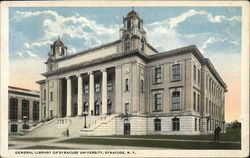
[107,81,112,91]
[140,39,144,51]
[50,91,53,102]
[84,85,89,94]
[140,79,144,92]
[33,101,39,121]
[154,93,162,111]
[124,36,130,52]
[138,21,141,29]
[193,91,196,111]
[9,98,18,120]
[154,119,161,131]
[197,94,200,112]
[125,78,129,91]
[22,99,29,120]
[193,65,196,82]
[154,67,162,84]
[95,83,100,92]
[172,91,180,110]
[127,19,131,29]
[198,69,201,84]
[172,118,180,131]
[43,89,46,101]
[172,64,181,81]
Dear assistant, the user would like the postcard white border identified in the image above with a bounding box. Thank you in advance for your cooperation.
[1,1,249,157]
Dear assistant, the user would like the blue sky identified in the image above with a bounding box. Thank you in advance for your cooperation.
[9,7,242,122]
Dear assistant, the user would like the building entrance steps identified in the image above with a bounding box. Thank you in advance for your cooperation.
[80,114,118,136]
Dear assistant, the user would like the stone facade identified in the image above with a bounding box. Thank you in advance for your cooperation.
[8,86,40,134]
[37,10,227,136]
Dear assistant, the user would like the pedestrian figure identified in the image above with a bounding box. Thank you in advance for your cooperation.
[66,128,69,137]
[216,126,221,141]
[214,126,218,141]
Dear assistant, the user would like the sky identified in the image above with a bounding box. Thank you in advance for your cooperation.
[9,7,242,122]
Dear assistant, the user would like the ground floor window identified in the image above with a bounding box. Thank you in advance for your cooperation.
[195,118,197,131]
[11,124,17,132]
[172,118,180,131]
[154,118,161,131]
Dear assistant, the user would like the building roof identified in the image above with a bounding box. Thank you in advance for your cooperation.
[8,86,40,98]
[127,10,139,17]
[53,39,64,46]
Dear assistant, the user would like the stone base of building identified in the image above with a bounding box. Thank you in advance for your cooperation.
[21,114,225,137]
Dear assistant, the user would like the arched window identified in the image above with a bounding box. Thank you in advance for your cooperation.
[124,35,130,52]
[9,98,18,120]
[22,99,29,120]
[33,101,39,121]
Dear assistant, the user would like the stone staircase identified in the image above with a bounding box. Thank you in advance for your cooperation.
[80,114,118,136]
[24,116,101,137]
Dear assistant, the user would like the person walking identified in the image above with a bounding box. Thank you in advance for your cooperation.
[216,126,221,141]
[66,128,69,137]
[214,126,218,141]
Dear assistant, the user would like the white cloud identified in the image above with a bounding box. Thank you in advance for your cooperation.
[200,37,227,53]
[168,9,241,29]
[26,50,38,57]
[15,10,58,18]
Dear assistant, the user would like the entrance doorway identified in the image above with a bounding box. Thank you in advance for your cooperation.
[123,119,130,135]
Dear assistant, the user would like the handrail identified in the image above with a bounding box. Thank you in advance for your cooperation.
[82,114,118,132]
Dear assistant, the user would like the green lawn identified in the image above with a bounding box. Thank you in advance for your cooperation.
[21,145,73,150]
[57,138,240,150]
[10,137,56,142]
[97,127,241,142]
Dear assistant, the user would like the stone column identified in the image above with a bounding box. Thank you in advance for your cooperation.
[102,69,107,115]
[77,74,83,116]
[66,76,72,117]
[89,72,94,115]
[115,66,122,113]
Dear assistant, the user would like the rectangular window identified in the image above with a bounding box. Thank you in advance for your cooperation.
[193,92,196,111]
[33,101,39,121]
[125,79,129,91]
[199,119,201,131]
[141,79,144,92]
[154,119,161,131]
[197,94,200,112]
[127,19,131,29]
[195,118,197,131]
[84,85,89,94]
[154,67,162,83]
[9,98,18,120]
[206,98,208,113]
[172,118,180,131]
[172,91,180,110]
[43,89,46,101]
[172,64,181,81]
[11,124,18,132]
[95,83,100,92]
[124,41,130,52]
[193,65,196,82]
[138,21,141,29]
[50,91,53,101]
[198,69,201,84]
[154,93,162,111]
[125,103,129,114]
[22,100,29,120]
[107,81,112,91]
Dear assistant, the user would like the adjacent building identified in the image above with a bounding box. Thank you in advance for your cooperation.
[8,86,40,134]
[36,10,227,136]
